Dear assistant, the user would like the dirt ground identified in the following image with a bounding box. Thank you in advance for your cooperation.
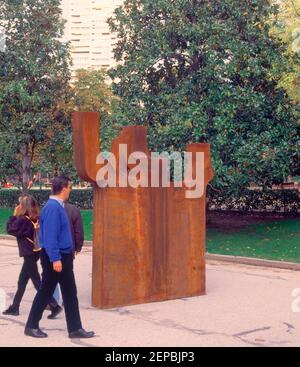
[207,211,299,232]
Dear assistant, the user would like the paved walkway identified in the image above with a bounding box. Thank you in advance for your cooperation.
[0,239,299,347]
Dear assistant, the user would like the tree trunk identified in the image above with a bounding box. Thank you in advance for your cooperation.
[20,143,31,194]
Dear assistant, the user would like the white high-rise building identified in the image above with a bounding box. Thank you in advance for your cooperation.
[61,0,123,74]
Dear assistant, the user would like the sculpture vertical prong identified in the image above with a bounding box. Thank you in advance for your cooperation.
[72,112,101,184]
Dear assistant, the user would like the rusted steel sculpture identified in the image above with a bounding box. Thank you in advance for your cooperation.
[72,112,214,309]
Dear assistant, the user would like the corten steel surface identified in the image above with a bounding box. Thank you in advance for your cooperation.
[72,112,214,309]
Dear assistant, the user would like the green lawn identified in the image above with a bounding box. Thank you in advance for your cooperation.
[1,208,299,263]
[0,207,94,241]
[80,210,93,241]
[207,218,300,263]
[0,208,13,235]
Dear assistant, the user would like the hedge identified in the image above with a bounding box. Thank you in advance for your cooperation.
[0,189,93,210]
[208,188,300,214]
[0,188,299,213]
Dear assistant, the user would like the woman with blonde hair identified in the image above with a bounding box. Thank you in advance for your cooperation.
[2,195,62,317]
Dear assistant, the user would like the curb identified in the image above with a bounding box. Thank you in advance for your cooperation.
[0,235,94,246]
[0,235,299,272]
[206,253,300,271]
[0,235,14,241]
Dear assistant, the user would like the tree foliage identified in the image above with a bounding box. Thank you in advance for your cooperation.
[39,68,121,180]
[71,68,121,150]
[0,0,71,191]
[108,0,300,194]
[272,0,300,104]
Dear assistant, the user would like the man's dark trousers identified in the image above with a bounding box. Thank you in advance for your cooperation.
[26,249,82,333]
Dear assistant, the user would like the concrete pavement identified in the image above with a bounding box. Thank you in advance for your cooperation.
[0,239,299,347]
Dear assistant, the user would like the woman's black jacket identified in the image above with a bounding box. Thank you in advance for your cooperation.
[7,216,37,257]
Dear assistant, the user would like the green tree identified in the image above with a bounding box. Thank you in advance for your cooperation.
[36,68,121,182]
[72,68,115,114]
[71,68,121,150]
[108,0,299,194]
[0,0,71,192]
[272,0,300,104]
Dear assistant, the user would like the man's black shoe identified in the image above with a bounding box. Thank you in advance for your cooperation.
[24,328,48,338]
[69,328,95,339]
[47,305,63,319]
[2,305,19,316]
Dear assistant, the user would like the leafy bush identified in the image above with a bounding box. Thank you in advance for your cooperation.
[0,189,93,209]
[1,188,299,213]
[208,189,300,213]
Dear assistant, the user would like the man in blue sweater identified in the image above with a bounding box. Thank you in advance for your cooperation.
[25,176,94,339]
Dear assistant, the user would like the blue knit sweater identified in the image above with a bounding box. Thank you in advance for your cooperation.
[39,199,73,262]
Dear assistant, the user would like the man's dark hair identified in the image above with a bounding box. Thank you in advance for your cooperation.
[52,175,71,195]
